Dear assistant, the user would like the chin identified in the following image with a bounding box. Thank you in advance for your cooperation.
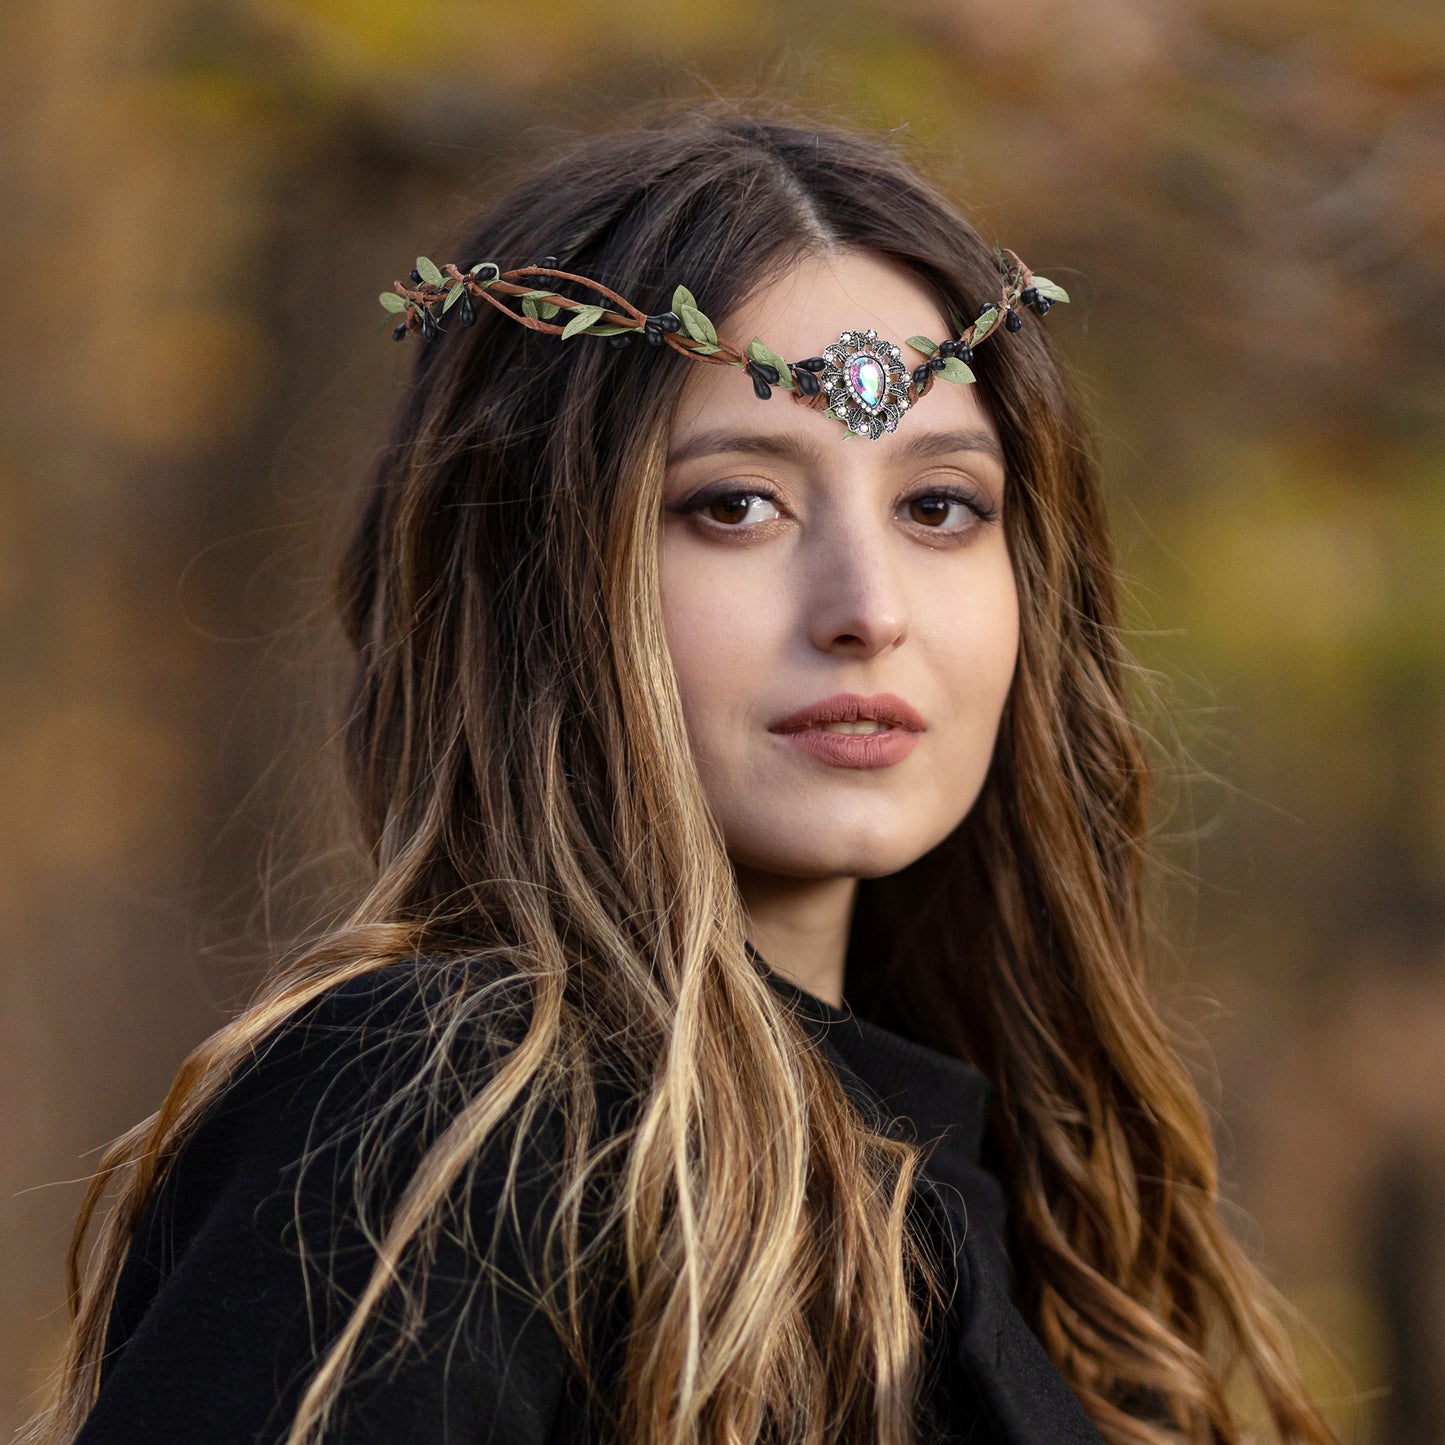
[730,823,942,882]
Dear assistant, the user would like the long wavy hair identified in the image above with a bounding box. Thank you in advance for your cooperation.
[26,100,1339,1445]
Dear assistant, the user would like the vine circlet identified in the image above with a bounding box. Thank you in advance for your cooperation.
[378,246,1069,441]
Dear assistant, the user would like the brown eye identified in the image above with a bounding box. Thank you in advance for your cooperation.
[899,487,997,532]
[679,490,783,528]
[909,496,953,527]
[708,495,754,525]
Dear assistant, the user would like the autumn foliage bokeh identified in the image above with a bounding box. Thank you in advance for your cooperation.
[3,1,1443,1439]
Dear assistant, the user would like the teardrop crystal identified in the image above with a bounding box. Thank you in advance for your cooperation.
[847,355,886,409]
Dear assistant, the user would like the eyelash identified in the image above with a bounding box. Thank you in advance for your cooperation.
[673,482,1002,535]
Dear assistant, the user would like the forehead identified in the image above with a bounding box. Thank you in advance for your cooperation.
[669,248,998,453]
[718,248,946,357]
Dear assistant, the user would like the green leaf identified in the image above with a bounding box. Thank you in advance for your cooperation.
[746,337,787,370]
[935,358,976,385]
[442,281,466,312]
[470,261,500,282]
[687,341,722,355]
[746,338,794,390]
[679,304,718,347]
[1030,276,1070,303]
[379,291,407,313]
[416,256,444,287]
[518,293,560,321]
[821,407,841,422]
[905,335,938,357]
[561,304,607,339]
[948,307,967,336]
[672,284,699,314]
[582,322,635,336]
[971,307,999,343]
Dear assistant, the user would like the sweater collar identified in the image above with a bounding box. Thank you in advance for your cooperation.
[750,947,993,1165]
[749,949,1106,1442]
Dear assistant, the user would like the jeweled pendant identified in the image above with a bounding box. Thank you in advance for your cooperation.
[848,355,886,408]
[817,328,911,440]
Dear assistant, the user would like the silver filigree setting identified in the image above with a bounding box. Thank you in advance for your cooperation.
[819,328,911,440]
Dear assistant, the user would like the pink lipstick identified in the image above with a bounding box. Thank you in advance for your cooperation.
[768,692,925,770]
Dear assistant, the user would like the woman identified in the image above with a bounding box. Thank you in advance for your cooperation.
[25,102,1340,1444]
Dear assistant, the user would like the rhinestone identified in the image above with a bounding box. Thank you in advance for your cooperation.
[847,355,886,409]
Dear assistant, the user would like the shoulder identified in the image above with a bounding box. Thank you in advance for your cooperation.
[171,954,561,1235]
[130,952,561,1268]
[197,957,543,1140]
[228,954,539,1106]
[86,956,579,1443]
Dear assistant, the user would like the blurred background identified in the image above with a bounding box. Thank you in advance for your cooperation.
[3,0,1442,1439]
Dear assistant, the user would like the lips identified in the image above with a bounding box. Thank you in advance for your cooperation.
[768,692,926,734]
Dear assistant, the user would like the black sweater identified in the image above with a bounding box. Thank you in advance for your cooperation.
[76,958,1103,1444]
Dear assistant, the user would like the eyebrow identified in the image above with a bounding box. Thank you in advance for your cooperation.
[665,425,1006,470]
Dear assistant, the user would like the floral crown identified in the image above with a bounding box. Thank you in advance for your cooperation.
[379,243,1068,441]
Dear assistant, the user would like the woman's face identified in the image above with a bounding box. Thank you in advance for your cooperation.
[659,247,1019,884]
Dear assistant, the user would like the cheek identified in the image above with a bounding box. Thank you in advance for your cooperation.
[983,574,1022,692]
[660,609,713,721]
[984,594,1021,716]
[658,555,758,733]
[927,551,1020,697]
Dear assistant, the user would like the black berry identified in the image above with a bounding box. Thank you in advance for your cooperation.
[419,309,438,340]
[795,356,828,373]
[928,355,947,371]
[794,367,821,397]
[1005,309,1023,333]
[409,268,423,284]
[1035,297,1052,315]
[939,340,958,358]
[749,360,780,385]
[978,300,995,317]
[648,311,682,333]
[459,294,477,327]
[392,323,408,342]
[1020,286,1039,305]
[751,372,772,401]
[912,364,931,388]
[644,322,663,345]
[958,343,974,365]
[608,333,634,348]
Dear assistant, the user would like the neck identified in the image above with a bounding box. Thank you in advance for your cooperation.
[733,867,857,1009]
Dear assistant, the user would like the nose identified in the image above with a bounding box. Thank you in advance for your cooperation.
[801,506,909,657]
